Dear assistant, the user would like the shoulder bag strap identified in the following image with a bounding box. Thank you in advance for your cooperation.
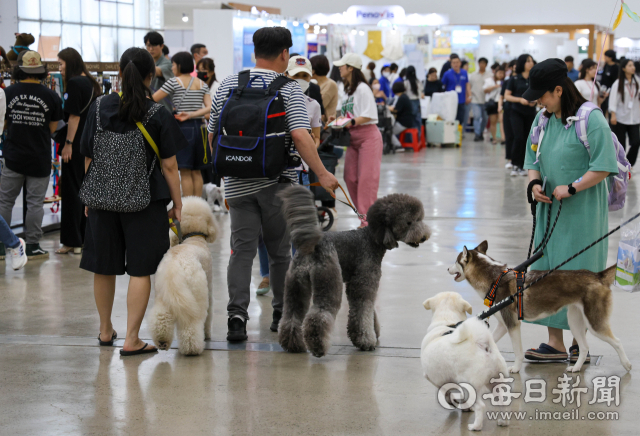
[80,86,95,114]
[174,76,195,113]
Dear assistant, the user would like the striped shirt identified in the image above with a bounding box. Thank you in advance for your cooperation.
[207,69,310,199]
[160,77,210,116]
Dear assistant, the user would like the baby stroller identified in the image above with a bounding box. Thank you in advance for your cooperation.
[307,127,347,232]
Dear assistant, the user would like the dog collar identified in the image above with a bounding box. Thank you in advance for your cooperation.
[183,232,207,241]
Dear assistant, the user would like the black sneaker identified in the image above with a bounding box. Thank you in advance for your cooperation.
[473,135,484,142]
[227,316,248,342]
[0,242,5,260]
[270,310,282,332]
[26,243,49,259]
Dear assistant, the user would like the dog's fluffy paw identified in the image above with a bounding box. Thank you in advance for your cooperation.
[566,365,582,373]
[359,343,376,351]
[497,419,509,427]
[508,366,520,374]
[468,423,482,431]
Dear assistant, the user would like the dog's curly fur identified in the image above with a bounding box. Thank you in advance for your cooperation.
[278,186,431,357]
[148,196,218,356]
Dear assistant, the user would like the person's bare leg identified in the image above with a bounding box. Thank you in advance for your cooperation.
[180,169,194,197]
[547,327,566,352]
[122,275,157,352]
[191,170,203,198]
[94,274,116,342]
[489,114,498,142]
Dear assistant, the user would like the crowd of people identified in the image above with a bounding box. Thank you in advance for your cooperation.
[0,25,635,356]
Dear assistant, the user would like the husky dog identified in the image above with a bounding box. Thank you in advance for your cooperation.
[448,241,632,373]
[421,292,509,431]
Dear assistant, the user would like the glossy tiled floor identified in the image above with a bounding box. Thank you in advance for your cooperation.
[1,139,639,435]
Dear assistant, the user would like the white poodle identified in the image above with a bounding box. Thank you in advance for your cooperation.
[203,183,227,213]
[149,196,218,356]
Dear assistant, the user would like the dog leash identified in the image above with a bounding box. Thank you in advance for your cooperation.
[470,210,640,326]
[307,182,367,221]
[169,218,183,244]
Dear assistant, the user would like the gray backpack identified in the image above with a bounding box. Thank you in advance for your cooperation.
[79,96,162,213]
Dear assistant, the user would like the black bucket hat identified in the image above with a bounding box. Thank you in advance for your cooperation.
[523,58,568,101]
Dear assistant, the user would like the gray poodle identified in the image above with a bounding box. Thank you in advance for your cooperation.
[278,186,431,357]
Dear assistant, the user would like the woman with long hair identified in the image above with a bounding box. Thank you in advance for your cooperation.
[364,61,376,84]
[79,47,185,356]
[196,57,218,99]
[334,53,383,228]
[574,59,602,106]
[500,59,518,167]
[153,51,212,197]
[608,58,640,167]
[523,59,618,363]
[483,66,505,144]
[404,65,423,133]
[56,47,102,254]
[504,54,537,176]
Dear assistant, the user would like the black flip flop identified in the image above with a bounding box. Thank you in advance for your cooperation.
[524,343,568,361]
[98,330,117,346]
[119,342,158,357]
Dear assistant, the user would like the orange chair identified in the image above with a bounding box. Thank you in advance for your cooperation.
[399,128,421,152]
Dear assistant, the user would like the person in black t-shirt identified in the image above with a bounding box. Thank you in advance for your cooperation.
[600,50,619,115]
[423,67,444,97]
[499,59,518,167]
[389,81,414,148]
[0,51,63,259]
[56,48,102,255]
[80,47,186,357]
[505,54,538,176]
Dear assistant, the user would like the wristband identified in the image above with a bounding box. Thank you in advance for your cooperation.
[65,139,73,145]
[526,179,543,205]
[568,183,577,196]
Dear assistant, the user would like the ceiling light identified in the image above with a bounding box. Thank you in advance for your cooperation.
[280,20,287,27]
[256,18,264,25]
[314,28,319,35]
[511,29,516,33]
[267,19,274,26]
[498,36,503,40]
[435,29,441,36]
[529,36,534,40]
[293,21,299,27]
[359,30,365,36]
[321,28,327,34]
[577,37,589,46]
[182,13,188,23]
[303,23,309,29]
[351,29,357,35]
[251,6,259,15]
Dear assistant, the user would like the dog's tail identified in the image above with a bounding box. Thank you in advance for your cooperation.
[598,265,617,287]
[279,186,323,255]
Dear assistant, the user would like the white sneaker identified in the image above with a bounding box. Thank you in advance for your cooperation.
[7,238,27,271]
[519,168,528,176]
[510,168,519,177]
[505,162,513,169]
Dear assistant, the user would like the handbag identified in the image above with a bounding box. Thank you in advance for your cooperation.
[328,127,351,148]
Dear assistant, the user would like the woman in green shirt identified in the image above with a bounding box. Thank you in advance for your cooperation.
[522,59,619,363]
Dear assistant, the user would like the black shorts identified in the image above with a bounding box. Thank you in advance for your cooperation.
[80,200,170,276]
[176,119,210,170]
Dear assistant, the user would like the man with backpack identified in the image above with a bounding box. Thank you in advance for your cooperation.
[207,27,339,342]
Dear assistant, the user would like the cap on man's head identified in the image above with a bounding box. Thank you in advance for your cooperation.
[522,58,568,101]
[287,56,312,76]
[333,53,363,70]
[18,50,45,74]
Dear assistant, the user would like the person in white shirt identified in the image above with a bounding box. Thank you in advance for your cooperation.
[483,66,505,144]
[334,53,383,228]
[609,58,640,167]
[469,57,493,141]
[574,59,603,107]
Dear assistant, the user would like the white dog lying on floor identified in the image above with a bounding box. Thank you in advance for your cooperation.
[202,183,227,213]
[149,196,218,356]
[421,292,509,431]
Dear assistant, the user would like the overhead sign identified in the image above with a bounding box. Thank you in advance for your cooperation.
[344,5,406,25]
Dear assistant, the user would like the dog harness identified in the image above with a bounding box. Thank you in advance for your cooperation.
[484,269,525,321]
[441,320,491,336]
[11,46,31,55]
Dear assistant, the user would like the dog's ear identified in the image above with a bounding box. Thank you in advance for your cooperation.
[205,213,218,243]
[383,227,399,249]
[423,298,433,311]
[462,246,469,261]
[463,301,473,315]
[475,240,488,254]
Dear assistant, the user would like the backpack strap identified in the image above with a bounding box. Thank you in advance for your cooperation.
[530,112,550,164]
[238,70,251,88]
[268,75,294,91]
[570,102,600,158]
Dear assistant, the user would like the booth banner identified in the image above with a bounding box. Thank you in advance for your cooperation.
[433,29,451,60]
[344,5,405,25]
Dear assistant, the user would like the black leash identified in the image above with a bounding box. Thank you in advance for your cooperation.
[475,210,640,323]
